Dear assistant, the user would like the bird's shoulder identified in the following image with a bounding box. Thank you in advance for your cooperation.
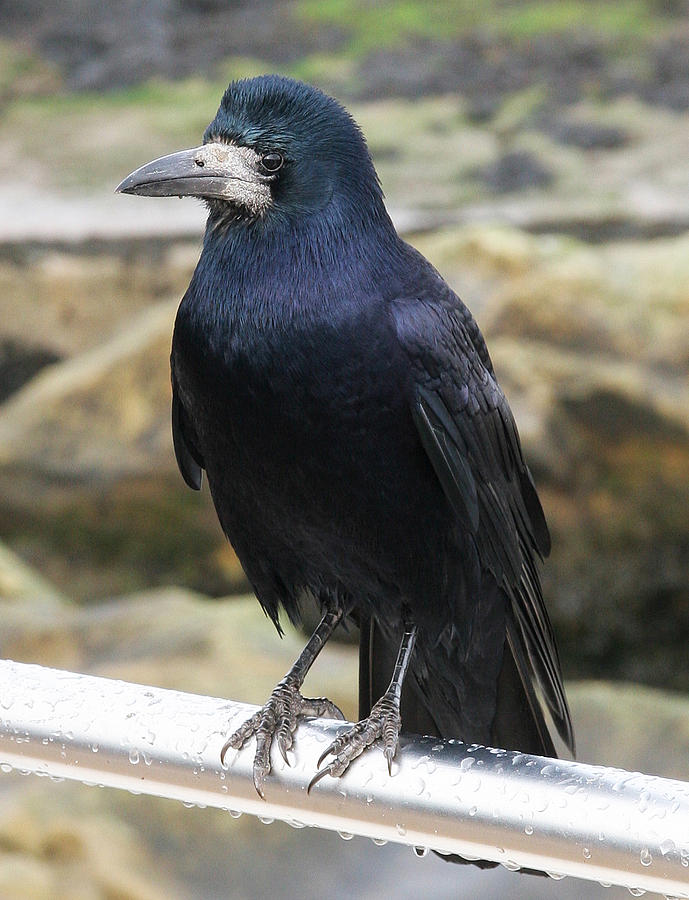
[388,253,500,424]
[389,245,495,381]
[387,246,551,558]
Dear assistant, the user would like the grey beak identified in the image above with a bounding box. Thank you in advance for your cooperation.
[115,142,271,209]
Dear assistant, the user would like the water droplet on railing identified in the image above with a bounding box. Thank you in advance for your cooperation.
[659,839,676,857]
[229,810,242,819]
[413,846,428,857]
[639,848,652,867]
[338,831,353,841]
[411,755,436,774]
[409,776,425,796]
[372,838,387,847]
[128,749,139,765]
[258,816,274,825]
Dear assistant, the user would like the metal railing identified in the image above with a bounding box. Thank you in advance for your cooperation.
[0,659,687,897]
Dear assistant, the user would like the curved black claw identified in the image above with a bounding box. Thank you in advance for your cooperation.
[221,676,344,798]
[308,692,401,792]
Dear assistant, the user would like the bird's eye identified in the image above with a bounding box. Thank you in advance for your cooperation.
[260,152,284,174]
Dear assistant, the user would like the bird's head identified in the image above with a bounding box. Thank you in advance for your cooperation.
[116,75,385,230]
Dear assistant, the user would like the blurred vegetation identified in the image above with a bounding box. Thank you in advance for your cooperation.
[0,37,61,103]
[297,0,665,47]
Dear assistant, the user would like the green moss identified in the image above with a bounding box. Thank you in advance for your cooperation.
[0,38,61,100]
[9,77,216,122]
[496,0,657,39]
[297,0,663,53]
[286,53,358,90]
[297,0,480,51]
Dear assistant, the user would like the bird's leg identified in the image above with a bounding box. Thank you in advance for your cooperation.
[309,625,417,791]
[221,604,345,797]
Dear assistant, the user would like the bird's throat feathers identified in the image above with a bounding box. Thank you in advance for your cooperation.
[191,196,405,330]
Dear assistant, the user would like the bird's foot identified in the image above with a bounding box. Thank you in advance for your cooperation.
[221,674,344,798]
[308,691,401,791]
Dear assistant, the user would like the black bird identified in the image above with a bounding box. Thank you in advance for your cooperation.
[117,76,574,808]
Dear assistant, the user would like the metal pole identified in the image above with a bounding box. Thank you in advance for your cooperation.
[0,659,687,896]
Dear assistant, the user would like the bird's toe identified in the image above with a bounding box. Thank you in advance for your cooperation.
[308,692,402,790]
[221,676,343,795]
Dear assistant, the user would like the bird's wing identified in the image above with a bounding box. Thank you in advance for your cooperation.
[392,294,574,754]
[171,371,204,491]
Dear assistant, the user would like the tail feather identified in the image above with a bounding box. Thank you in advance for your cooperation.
[358,613,562,871]
[491,620,557,758]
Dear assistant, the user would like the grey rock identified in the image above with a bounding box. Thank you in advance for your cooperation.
[0,299,244,600]
[0,539,67,608]
[478,149,554,193]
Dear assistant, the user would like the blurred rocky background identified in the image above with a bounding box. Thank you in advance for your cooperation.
[0,0,688,897]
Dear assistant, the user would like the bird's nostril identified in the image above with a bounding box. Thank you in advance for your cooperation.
[195,158,205,167]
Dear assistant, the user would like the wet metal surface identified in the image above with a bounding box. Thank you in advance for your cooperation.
[0,660,687,898]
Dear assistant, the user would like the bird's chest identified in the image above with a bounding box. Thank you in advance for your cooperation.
[174,296,407,496]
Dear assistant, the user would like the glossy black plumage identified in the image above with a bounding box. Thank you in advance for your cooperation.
[127,75,574,825]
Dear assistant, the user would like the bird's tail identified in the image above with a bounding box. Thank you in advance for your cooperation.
[358,614,558,870]
[358,614,558,757]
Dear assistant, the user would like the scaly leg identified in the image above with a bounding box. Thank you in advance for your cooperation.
[221,604,345,797]
[309,625,417,791]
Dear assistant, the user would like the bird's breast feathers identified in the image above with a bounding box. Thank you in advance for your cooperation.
[173,286,412,464]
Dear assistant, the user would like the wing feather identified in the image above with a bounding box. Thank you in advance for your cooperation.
[171,383,204,491]
[393,295,574,754]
